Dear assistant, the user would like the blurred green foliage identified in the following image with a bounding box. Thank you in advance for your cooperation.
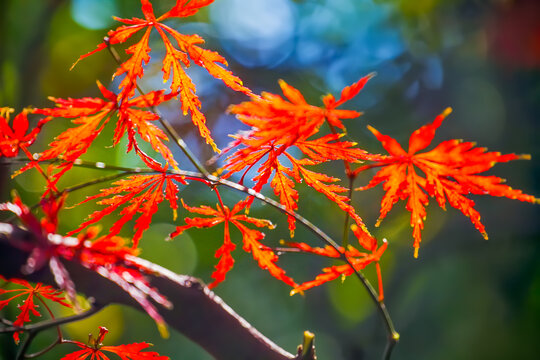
[1,0,539,359]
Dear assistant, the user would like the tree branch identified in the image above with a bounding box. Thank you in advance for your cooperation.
[0,223,300,360]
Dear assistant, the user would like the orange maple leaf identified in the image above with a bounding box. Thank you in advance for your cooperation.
[0,277,71,344]
[170,198,296,289]
[356,108,539,257]
[288,224,387,300]
[70,164,186,249]
[61,326,169,360]
[223,77,374,233]
[28,82,177,191]
[74,0,250,152]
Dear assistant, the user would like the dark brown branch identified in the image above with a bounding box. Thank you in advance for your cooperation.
[0,223,300,360]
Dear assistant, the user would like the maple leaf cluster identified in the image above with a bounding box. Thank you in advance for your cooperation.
[1,0,538,357]
[0,277,168,358]
[0,196,173,337]
[222,76,376,234]
[73,0,250,153]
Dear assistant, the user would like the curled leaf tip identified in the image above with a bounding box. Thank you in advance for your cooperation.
[367,71,377,79]
[209,141,221,153]
[69,60,79,71]
[0,107,14,118]
[442,107,453,117]
[157,322,169,339]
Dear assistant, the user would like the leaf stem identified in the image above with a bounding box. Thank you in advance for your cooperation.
[36,295,62,341]
[323,120,358,248]
[23,333,61,359]
[341,175,355,248]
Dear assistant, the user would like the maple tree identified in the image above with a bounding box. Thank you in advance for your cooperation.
[0,0,537,359]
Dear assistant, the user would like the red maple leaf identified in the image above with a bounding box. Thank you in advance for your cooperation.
[28,82,177,193]
[56,230,173,337]
[287,224,387,300]
[223,77,375,233]
[1,196,173,335]
[0,194,68,275]
[0,107,50,158]
[74,0,250,152]
[61,326,169,360]
[70,163,187,249]
[0,277,71,344]
[170,197,296,288]
[355,108,539,257]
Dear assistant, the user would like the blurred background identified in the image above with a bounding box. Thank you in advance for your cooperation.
[1,0,539,359]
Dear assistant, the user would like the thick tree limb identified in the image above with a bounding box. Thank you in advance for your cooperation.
[0,223,308,360]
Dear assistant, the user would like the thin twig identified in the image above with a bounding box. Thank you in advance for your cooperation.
[23,333,62,359]
[16,330,38,360]
[1,305,101,334]
[36,295,62,341]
